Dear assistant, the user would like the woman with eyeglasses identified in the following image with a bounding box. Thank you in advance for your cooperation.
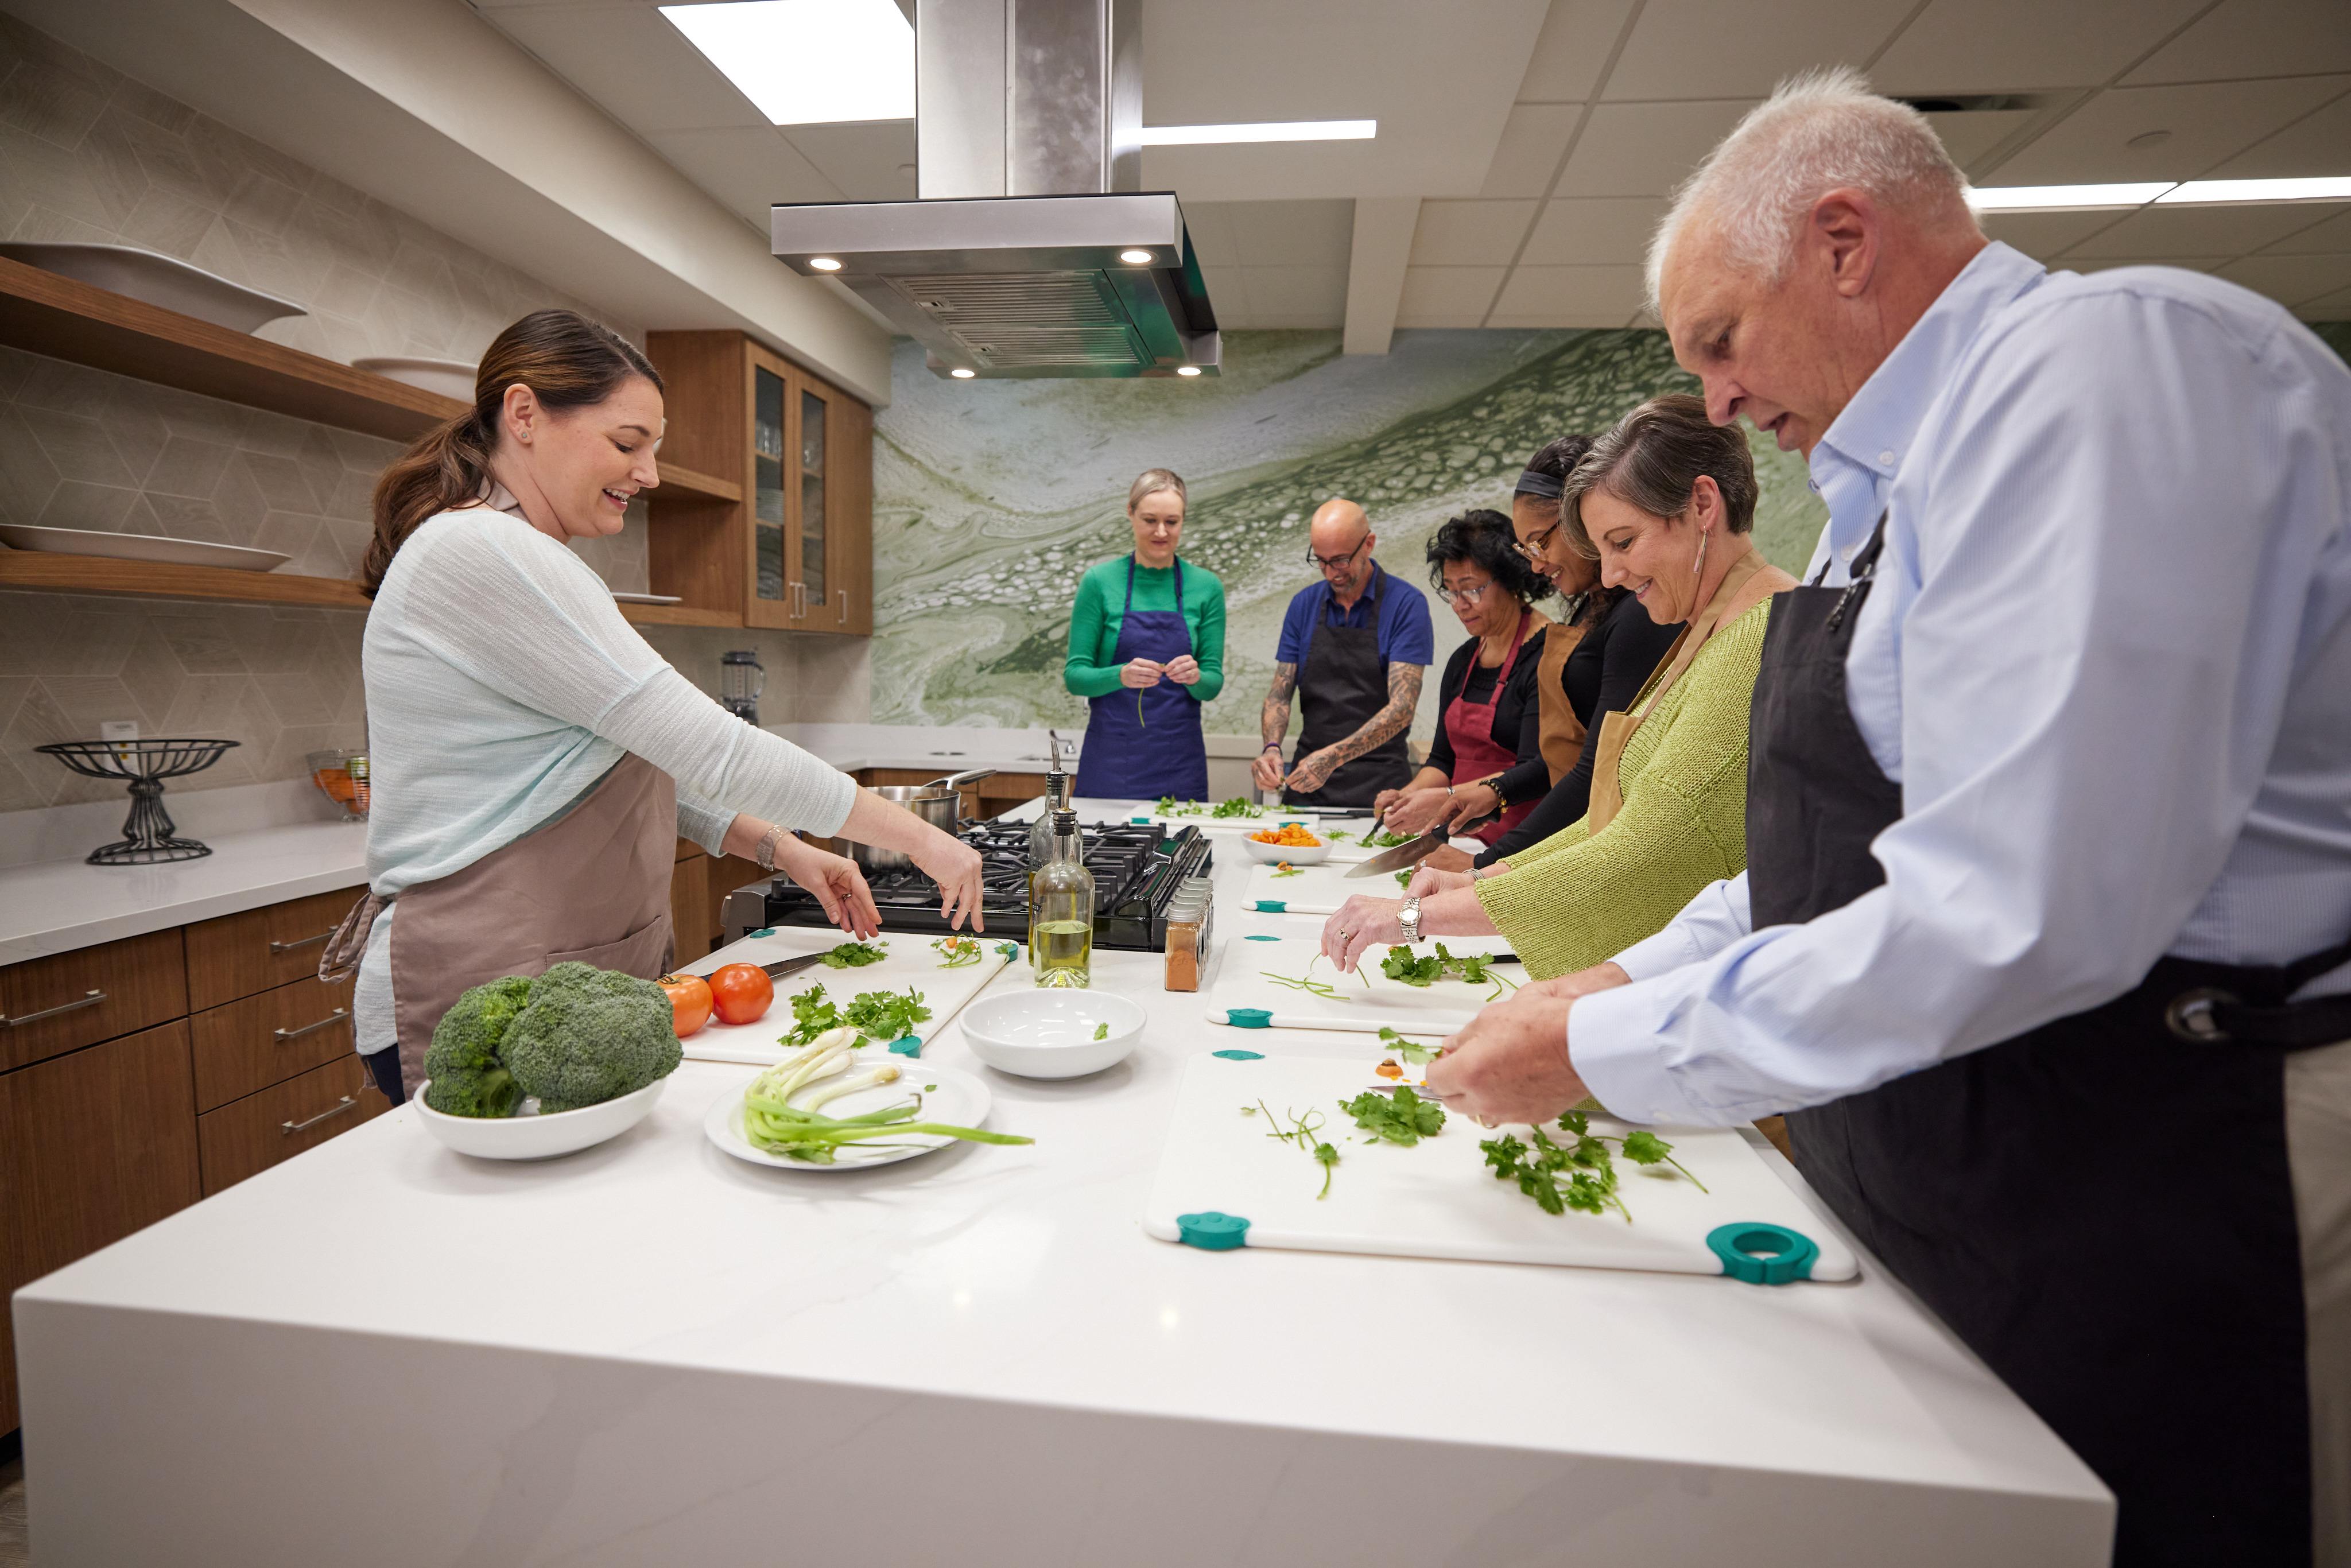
[1369,511,1551,848]
[1318,395,1795,980]
[1066,468,1226,801]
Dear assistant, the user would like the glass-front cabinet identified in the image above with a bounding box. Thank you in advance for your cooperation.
[744,342,863,633]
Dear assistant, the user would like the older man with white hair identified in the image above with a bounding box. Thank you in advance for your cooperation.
[1425,68,2351,1567]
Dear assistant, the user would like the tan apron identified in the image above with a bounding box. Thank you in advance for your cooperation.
[1533,606,1593,785]
[323,754,678,1090]
[1585,549,1795,833]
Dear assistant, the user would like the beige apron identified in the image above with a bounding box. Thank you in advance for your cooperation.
[1533,605,1593,786]
[323,754,678,1090]
[1586,549,1795,833]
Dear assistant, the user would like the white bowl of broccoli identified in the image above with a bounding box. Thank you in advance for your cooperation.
[409,961,683,1159]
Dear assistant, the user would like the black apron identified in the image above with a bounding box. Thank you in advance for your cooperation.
[1750,514,2351,1567]
[1286,565,1413,809]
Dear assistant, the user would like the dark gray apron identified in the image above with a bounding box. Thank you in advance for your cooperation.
[1285,565,1411,808]
[1749,514,2351,1567]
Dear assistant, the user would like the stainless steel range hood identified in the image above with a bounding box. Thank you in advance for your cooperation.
[771,0,1219,380]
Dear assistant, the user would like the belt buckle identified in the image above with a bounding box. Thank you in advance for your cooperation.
[2165,987,2236,1042]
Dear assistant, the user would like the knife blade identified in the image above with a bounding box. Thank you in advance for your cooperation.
[759,950,833,981]
[1344,813,1498,879]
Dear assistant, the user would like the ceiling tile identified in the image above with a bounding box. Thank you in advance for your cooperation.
[1411,200,1539,265]
[1489,262,1647,321]
[2216,251,2351,306]
[1601,0,1904,101]
[2295,284,2351,320]
[1978,209,2129,258]
[1871,0,2210,95]
[1223,199,1354,267]
[2124,0,2351,84]
[2203,91,2351,179]
[1516,0,1641,103]
[487,3,768,133]
[781,122,917,201]
[1922,108,2042,172]
[1395,266,1507,327]
[1480,104,1581,197]
[641,127,843,225]
[1553,98,1756,197]
[1991,77,2348,185]
[2065,201,2342,259]
[2258,207,2351,255]
[1180,202,1243,269]
[1234,265,1349,328]
[1522,196,1665,264]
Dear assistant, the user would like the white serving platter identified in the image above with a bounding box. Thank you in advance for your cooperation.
[1,241,304,332]
[704,1054,997,1170]
[350,355,476,401]
[1143,1053,1857,1280]
[610,591,683,604]
[0,524,290,572]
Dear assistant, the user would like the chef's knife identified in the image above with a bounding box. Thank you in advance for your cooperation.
[1345,814,1498,878]
[759,951,835,981]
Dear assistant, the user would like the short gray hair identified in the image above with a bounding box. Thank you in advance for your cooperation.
[1646,66,1973,311]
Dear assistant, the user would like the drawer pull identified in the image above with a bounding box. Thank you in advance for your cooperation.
[269,930,334,956]
[274,1008,350,1043]
[2,989,106,1028]
[282,1096,358,1135]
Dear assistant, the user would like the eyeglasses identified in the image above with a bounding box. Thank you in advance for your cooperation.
[1305,538,1370,571]
[1437,580,1495,606]
[1514,519,1563,562]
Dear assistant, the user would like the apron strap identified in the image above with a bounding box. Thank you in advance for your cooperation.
[2167,931,2351,1049]
[1825,511,1892,632]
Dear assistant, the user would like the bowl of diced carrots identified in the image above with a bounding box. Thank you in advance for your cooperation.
[1243,822,1330,864]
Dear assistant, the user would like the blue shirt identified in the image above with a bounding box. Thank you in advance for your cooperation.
[1274,561,1436,670]
[1574,242,2351,1127]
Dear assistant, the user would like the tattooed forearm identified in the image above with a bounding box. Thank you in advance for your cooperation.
[1260,661,1298,748]
[1319,663,1425,769]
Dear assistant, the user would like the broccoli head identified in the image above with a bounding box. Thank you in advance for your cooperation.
[499,961,682,1112]
[420,973,533,1117]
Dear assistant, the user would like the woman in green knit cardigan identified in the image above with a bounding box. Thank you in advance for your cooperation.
[1321,395,1795,980]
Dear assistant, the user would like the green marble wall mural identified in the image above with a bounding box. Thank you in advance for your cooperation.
[870,328,1828,735]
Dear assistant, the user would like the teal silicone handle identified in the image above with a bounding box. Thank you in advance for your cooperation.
[1706,1222,1819,1285]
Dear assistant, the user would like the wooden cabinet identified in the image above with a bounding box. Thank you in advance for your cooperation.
[1,927,187,1074]
[0,1019,203,1433]
[197,1053,387,1196]
[645,329,875,634]
[670,837,711,968]
[184,886,362,1012]
[189,973,355,1114]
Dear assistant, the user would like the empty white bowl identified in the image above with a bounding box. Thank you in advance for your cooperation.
[412,1074,668,1159]
[959,989,1145,1079]
[1241,829,1332,865]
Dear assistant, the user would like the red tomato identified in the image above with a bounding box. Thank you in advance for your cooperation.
[706,962,774,1027]
[657,973,713,1038]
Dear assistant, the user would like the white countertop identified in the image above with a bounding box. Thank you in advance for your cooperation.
[12,802,2112,1566]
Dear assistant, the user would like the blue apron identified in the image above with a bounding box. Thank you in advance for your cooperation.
[1073,556,1209,801]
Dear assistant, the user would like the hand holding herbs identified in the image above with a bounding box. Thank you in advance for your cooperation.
[1479,1109,1706,1221]
[740,1028,1032,1164]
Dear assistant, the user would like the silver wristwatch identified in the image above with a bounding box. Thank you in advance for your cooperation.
[1398,895,1422,944]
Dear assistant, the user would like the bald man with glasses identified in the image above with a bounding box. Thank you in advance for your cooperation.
[1253,498,1434,807]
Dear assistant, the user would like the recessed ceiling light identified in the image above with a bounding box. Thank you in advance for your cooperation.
[1136,120,1376,146]
[1118,249,1155,265]
[1175,365,1202,377]
[2158,176,2351,204]
[949,367,977,379]
[660,0,913,126]
[809,257,843,271]
[1966,182,2174,212]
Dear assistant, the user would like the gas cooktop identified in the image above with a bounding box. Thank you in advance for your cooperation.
[724,820,1213,951]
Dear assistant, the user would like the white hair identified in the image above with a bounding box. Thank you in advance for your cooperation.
[1646,66,1974,311]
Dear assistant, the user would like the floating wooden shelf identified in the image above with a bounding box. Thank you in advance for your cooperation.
[0,552,371,610]
[649,462,739,506]
[615,601,740,627]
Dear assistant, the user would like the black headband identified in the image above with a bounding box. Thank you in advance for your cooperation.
[1512,469,1565,500]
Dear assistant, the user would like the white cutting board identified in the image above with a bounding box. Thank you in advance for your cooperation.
[1237,857,1414,913]
[1211,933,1523,1034]
[1143,1053,1858,1280]
[674,928,1014,1065]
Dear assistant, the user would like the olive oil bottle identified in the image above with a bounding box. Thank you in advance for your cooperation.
[1029,807,1093,988]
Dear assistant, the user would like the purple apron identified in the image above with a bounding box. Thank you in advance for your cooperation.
[1073,556,1209,801]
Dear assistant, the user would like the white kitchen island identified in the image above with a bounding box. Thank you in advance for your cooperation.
[11,800,2113,1567]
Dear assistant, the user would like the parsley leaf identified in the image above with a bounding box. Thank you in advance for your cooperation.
[820,940,889,969]
[1376,1025,1440,1065]
[1339,1085,1446,1146]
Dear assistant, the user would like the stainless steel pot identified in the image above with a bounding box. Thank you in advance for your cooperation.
[849,768,995,871]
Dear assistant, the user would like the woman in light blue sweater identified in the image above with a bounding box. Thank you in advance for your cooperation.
[341,311,983,1097]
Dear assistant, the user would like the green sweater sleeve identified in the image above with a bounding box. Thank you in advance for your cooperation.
[1186,562,1226,703]
[1473,599,1773,979]
[1062,565,1123,698]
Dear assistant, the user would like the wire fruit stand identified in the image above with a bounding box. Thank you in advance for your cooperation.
[37,738,240,865]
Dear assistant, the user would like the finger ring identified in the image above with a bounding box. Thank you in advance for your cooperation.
[1477,1115,1496,1129]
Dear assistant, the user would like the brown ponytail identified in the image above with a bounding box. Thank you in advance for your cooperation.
[363,309,663,595]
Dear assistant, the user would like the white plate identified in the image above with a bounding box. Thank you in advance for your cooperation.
[350,355,476,401]
[413,1074,669,1160]
[0,524,290,572]
[610,591,684,604]
[704,1053,997,1169]
[0,242,304,333]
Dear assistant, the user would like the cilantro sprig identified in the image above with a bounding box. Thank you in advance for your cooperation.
[781,983,933,1048]
[1478,1109,1705,1221]
[1246,1100,1339,1198]
[1377,1025,1441,1065]
[1339,1085,1445,1147]
[932,936,981,968]
[1379,942,1521,1000]
[820,940,889,969]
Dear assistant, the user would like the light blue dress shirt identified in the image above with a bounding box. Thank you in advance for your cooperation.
[1574,242,2351,1127]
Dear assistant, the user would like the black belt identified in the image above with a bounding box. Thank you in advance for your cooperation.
[2156,930,2351,1050]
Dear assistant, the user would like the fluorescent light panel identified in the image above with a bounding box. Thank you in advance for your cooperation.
[661,0,913,126]
[1136,120,1375,146]
[1970,176,2351,212]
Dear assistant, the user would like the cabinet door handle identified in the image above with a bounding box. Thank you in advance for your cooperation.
[270,930,333,955]
[282,1096,358,1135]
[837,588,847,618]
[2,989,105,1028]
[274,1007,349,1043]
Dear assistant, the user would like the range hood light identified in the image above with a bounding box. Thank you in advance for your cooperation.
[949,367,977,379]
[1176,364,1201,376]
[809,256,843,271]
[1118,249,1154,264]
